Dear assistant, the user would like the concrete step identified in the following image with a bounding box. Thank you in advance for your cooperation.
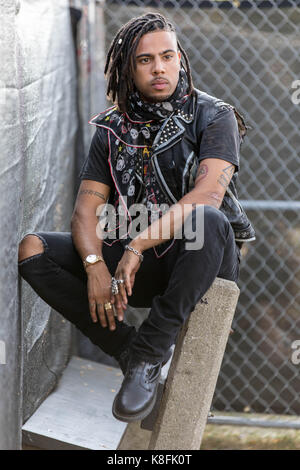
[22,356,127,450]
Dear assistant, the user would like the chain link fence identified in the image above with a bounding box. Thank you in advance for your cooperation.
[101,0,300,416]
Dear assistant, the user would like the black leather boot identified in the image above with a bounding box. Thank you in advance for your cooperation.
[117,347,130,375]
[112,356,163,422]
[116,345,173,376]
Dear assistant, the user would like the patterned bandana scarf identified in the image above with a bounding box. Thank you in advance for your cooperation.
[116,67,189,200]
[127,67,189,122]
[109,68,190,251]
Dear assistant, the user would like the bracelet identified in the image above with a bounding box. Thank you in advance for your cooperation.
[124,244,144,262]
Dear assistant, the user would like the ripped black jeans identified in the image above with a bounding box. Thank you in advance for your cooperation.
[18,206,240,363]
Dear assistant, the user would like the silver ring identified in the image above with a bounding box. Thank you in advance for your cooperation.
[111,277,119,295]
[111,285,119,295]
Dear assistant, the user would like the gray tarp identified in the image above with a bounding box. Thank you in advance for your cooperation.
[0,0,78,448]
[0,0,23,450]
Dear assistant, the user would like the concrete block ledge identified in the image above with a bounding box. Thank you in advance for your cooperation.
[149,277,240,450]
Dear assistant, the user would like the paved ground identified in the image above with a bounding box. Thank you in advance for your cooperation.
[23,419,300,450]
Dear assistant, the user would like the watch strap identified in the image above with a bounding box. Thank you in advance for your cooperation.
[83,255,104,269]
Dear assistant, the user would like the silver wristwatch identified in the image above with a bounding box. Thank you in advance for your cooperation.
[83,254,104,269]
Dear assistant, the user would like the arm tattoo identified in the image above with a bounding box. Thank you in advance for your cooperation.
[79,189,106,202]
[196,163,208,182]
[217,164,235,189]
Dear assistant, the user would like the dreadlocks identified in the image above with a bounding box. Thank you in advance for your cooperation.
[104,12,194,113]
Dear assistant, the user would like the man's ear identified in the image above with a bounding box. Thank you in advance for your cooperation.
[177,50,182,62]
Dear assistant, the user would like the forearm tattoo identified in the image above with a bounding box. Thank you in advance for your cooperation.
[217,164,235,189]
[196,163,208,182]
[79,189,106,202]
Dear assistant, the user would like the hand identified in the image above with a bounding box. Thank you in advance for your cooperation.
[86,262,119,331]
[113,247,142,321]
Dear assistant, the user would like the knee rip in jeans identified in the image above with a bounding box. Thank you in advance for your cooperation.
[18,234,45,263]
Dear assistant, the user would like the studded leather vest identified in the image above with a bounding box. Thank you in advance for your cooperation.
[89,88,256,246]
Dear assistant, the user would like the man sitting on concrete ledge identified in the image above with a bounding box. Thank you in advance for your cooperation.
[18,12,255,423]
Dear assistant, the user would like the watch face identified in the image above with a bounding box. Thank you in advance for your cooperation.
[86,254,97,263]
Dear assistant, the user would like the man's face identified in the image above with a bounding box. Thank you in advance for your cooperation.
[131,30,182,103]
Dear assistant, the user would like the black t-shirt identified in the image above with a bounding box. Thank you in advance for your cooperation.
[198,105,240,172]
[79,106,240,189]
[79,129,114,188]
